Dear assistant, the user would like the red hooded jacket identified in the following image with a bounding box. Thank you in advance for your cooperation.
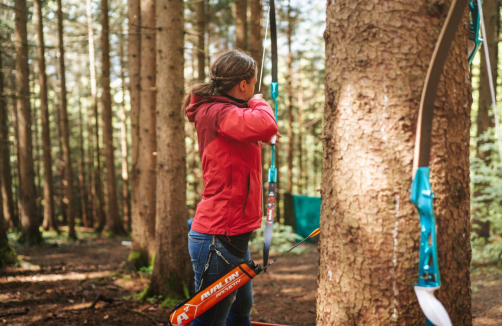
[186,94,278,236]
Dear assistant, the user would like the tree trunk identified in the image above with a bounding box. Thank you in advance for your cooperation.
[86,105,95,228]
[0,194,16,267]
[286,0,293,194]
[128,0,149,267]
[317,2,472,325]
[119,28,131,232]
[196,0,206,81]
[87,0,106,230]
[34,0,58,232]
[0,41,17,230]
[473,0,499,238]
[297,70,303,194]
[31,66,41,223]
[149,0,192,297]
[77,99,89,228]
[15,0,42,244]
[130,0,157,267]
[10,75,21,225]
[250,0,262,91]
[57,0,76,239]
[235,0,248,50]
[101,0,123,235]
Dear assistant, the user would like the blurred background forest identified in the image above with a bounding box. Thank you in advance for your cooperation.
[0,0,501,268]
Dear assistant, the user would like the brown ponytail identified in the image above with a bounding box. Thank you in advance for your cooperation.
[182,49,257,113]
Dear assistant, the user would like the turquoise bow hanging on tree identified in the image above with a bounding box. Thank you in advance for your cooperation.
[411,0,472,325]
[259,0,279,270]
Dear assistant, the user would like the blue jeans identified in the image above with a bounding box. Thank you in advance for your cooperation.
[188,229,253,326]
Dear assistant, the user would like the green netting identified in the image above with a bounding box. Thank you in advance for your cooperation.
[283,193,321,242]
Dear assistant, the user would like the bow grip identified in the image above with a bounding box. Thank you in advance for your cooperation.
[411,167,441,288]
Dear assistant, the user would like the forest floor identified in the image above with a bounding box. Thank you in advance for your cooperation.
[0,228,500,326]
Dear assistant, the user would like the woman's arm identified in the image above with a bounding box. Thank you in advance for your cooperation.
[218,98,278,143]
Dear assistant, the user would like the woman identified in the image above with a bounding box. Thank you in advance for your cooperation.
[183,49,279,326]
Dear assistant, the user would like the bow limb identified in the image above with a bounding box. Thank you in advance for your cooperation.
[412,1,468,325]
[263,0,279,270]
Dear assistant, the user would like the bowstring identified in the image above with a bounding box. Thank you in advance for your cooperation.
[258,5,271,93]
[478,0,502,173]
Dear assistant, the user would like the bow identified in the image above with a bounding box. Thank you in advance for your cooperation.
[411,1,468,325]
[262,0,279,270]
[468,0,482,65]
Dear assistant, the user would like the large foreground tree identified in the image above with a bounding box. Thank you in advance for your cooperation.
[317,1,471,325]
[148,0,191,298]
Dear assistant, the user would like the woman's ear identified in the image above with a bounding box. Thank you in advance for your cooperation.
[240,80,247,92]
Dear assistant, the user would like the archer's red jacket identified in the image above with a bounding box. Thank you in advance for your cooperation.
[186,94,278,236]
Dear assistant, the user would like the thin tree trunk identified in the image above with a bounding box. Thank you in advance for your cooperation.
[54,54,67,225]
[286,0,293,194]
[318,2,471,325]
[250,0,262,90]
[129,0,154,267]
[129,0,157,267]
[10,75,21,225]
[31,65,41,223]
[119,28,131,232]
[34,0,58,232]
[101,0,123,235]
[0,42,17,230]
[473,0,499,238]
[196,0,206,81]
[15,0,42,244]
[235,0,248,50]
[297,70,303,194]
[57,0,76,239]
[86,105,95,228]
[149,0,192,297]
[77,99,88,228]
[87,0,106,230]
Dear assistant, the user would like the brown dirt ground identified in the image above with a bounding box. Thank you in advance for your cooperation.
[0,233,498,326]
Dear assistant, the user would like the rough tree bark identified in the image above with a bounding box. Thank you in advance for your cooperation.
[130,0,157,267]
[119,28,131,232]
[149,0,192,297]
[317,1,472,325]
[473,0,499,238]
[235,0,248,50]
[34,0,58,232]
[87,0,106,230]
[57,0,76,239]
[15,0,42,244]
[101,0,123,235]
[0,40,17,229]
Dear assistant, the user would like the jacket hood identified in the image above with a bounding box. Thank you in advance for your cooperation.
[185,94,247,122]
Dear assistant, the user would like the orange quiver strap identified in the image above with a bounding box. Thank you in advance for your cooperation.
[169,260,262,326]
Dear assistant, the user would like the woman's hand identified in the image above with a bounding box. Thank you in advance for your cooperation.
[265,132,282,146]
[249,94,264,102]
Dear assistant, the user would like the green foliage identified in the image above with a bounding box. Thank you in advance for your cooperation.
[136,285,149,302]
[182,280,190,299]
[139,265,153,274]
[161,294,184,308]
[0,237,18,267]
[470,128,502,264]
[249,217,304,255]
